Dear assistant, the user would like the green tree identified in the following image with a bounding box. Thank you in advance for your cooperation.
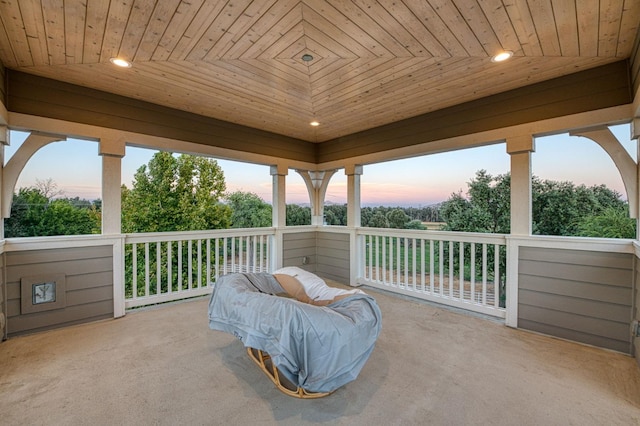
[368,210,389,228]
[577,207,636,238]
[324,204,347,225]
[441,169,634,238]
[387,208,410,229]
[226,191,272,228]
[121,152,231,232]
[405,219,427,230]
[4,187,100,237]
[286,204,311,226]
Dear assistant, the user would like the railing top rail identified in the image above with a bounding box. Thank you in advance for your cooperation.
[3,234,124,252]
[356,227,507,244]
[507,234,635,254]
[124,227,276,244]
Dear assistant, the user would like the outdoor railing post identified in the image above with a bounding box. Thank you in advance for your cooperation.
[113,235,126,318]
[505,236,519,328]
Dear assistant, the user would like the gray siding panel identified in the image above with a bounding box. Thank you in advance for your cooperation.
[519,258,632,287]
[6,246,114,336]
[635,256,640,365]
[282,232,317,272]
[7,71,315,163]
[518,246,633,354]
[316,232,350,283]
[519,318,631,354]
[318,62,631,163]
[0,254,5,340]
[519,275,631,305]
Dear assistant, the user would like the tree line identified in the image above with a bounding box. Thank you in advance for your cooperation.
[4,154,635,239]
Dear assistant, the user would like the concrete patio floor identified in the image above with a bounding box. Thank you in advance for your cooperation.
[1,284,639,425]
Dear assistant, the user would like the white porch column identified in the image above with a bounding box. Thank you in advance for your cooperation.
[505,136,534,328]
[99,138,126,318]
[271,165,287,271]
[99,138,125,234]
[346,165,363,286]
[630,118,640,239]
[0,126,8,239]
[507,136,534,235]
[0,126,6,340]
[345,165,363,228]
[296,169,337,225]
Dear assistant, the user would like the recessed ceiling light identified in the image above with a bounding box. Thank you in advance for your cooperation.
[491,51,513,63]
[110,57,132,68]
[310,121,320,127]
[301,54,314,62]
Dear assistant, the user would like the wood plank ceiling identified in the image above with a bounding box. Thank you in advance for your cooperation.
[0,1,638,142]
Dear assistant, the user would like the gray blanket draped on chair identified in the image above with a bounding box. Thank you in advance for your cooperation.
[208,273,382,393]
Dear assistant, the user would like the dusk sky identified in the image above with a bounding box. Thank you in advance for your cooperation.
[5,124,634,207]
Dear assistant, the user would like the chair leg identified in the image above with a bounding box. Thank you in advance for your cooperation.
[246,347,333,399]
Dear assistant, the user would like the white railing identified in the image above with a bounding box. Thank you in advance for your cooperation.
[357,228,507,318]
[124,228,274,309]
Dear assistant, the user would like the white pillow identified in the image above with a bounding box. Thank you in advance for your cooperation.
[273,266,364,302]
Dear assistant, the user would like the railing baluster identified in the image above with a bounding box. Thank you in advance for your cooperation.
[375,235,380,282]
[382,236,387,285]
[214,238,220,280]
[470,242,475,304]
[156,242,161,295]
[206,239,211,285]
[144,242,150,297]
[132,243,138,299]
[197,239,202,288]
[411,238,416,291]
[396,237,401,286]
[167,241,172,293]
[252,235,257,272]
[238,236,244,273]
[178,241,183,291]
[459,241,464,301]
[482,243,488,305]
[494,244,500,308]
[223,237,228,275]
[448,241,454,299]
[367,235,373,282]
[188,240,193,290]
[429,239,434,295]
[439,240,444,297]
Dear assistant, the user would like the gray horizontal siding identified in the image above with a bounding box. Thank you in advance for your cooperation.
[0,255,5,340]
[518,246,633,354]
[6,245,114,336]
[635,257,640,364]
[282,232,317,273]
[7,71,315,163]
[319,61,631,163]
[316,231,350,284]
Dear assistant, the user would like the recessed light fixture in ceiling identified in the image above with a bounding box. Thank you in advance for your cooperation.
[110,57,132,68]
[301,54,314,62]
[310,121,320,127]
[491,51,513,63]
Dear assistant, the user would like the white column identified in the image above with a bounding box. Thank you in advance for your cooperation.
[345,165,363,228]
[345,165,363,287]
[507,136,534,236]
[505,135,534,328]
[631,118,640,239]
[99,138,126,318]
[99,138,125,235]
[270,165,287,271]
[0,126,8,239]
